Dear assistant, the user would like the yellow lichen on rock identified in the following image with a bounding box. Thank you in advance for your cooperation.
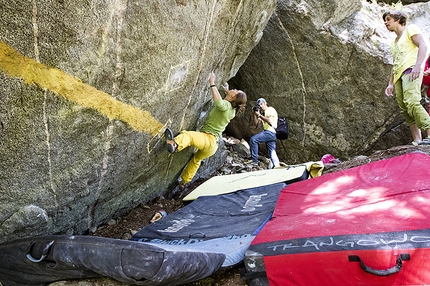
[0,40,164,136]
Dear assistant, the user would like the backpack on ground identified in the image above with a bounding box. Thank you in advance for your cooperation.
[276,116,289,140]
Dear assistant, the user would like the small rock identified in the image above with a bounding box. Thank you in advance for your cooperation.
[130,229,138,235]
[122,233,132,240]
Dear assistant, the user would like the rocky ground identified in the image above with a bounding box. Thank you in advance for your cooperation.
[86,139,430,286]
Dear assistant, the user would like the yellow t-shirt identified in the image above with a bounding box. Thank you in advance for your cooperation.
[390,24,422,83]
[263,106,278,133]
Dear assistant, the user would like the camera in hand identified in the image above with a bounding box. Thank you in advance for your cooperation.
[252,105,262,113]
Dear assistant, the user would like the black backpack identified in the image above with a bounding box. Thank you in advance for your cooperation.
[275,116,289,140]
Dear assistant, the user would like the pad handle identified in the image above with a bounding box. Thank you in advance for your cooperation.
[26,240,55,263]
[348,253,410,276]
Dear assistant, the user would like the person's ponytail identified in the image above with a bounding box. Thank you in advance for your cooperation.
[232,91,247,116]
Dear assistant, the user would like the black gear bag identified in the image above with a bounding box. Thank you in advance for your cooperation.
[275,116,289,140]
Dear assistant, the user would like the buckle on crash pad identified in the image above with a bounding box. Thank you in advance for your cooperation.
[26,240,55,263]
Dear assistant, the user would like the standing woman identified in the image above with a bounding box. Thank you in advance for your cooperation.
[164,72,247,189]
[383,10,430,145]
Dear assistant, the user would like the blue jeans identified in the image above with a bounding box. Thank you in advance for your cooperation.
[250,130,280,167]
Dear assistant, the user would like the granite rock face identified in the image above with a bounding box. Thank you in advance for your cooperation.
[227,0,430,164]
[1,0,430,245]
[0,0,277,242]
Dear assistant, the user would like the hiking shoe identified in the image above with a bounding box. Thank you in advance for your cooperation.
[245,161,259,168]
[164,128,177,153]
[244,159,258,165]
[410,141,419,146]
[164,128,174,140]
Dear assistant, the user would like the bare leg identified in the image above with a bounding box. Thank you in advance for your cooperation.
[410,124,422,143]
[425,128,430,140]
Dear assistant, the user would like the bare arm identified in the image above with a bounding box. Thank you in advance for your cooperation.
[263,114,274,125]
[385,70,394,97]
[252,111,261,126]
[209,72,222,101]
[254,110,273,126]
[411,33,428,81]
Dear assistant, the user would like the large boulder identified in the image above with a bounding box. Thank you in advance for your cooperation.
[0,0,277,242]
[1,0,429,245]
[383,0,429,4]
[227,0,430,164]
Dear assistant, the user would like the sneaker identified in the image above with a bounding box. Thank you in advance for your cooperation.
[244,159,257,164]
[423,136,430,142]
[411,141,419,146]
[418,140,430,145]
[164,128,177,153]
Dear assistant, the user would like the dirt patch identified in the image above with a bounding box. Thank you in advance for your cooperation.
[90,178,247,286]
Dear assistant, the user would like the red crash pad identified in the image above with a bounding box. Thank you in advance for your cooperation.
[247,152,430,286]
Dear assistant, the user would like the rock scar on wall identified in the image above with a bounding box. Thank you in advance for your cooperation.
[89,0,127,229]
[32,0,59,207]
[162,0,219,182]
[161,61,190,180]
[275,12,307,146]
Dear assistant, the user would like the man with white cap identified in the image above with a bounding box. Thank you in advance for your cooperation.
[247,98,280,168]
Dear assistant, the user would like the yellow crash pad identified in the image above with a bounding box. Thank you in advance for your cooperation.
[183,162,323,201]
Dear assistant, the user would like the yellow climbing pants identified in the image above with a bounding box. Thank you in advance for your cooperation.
[174,130,218,184]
